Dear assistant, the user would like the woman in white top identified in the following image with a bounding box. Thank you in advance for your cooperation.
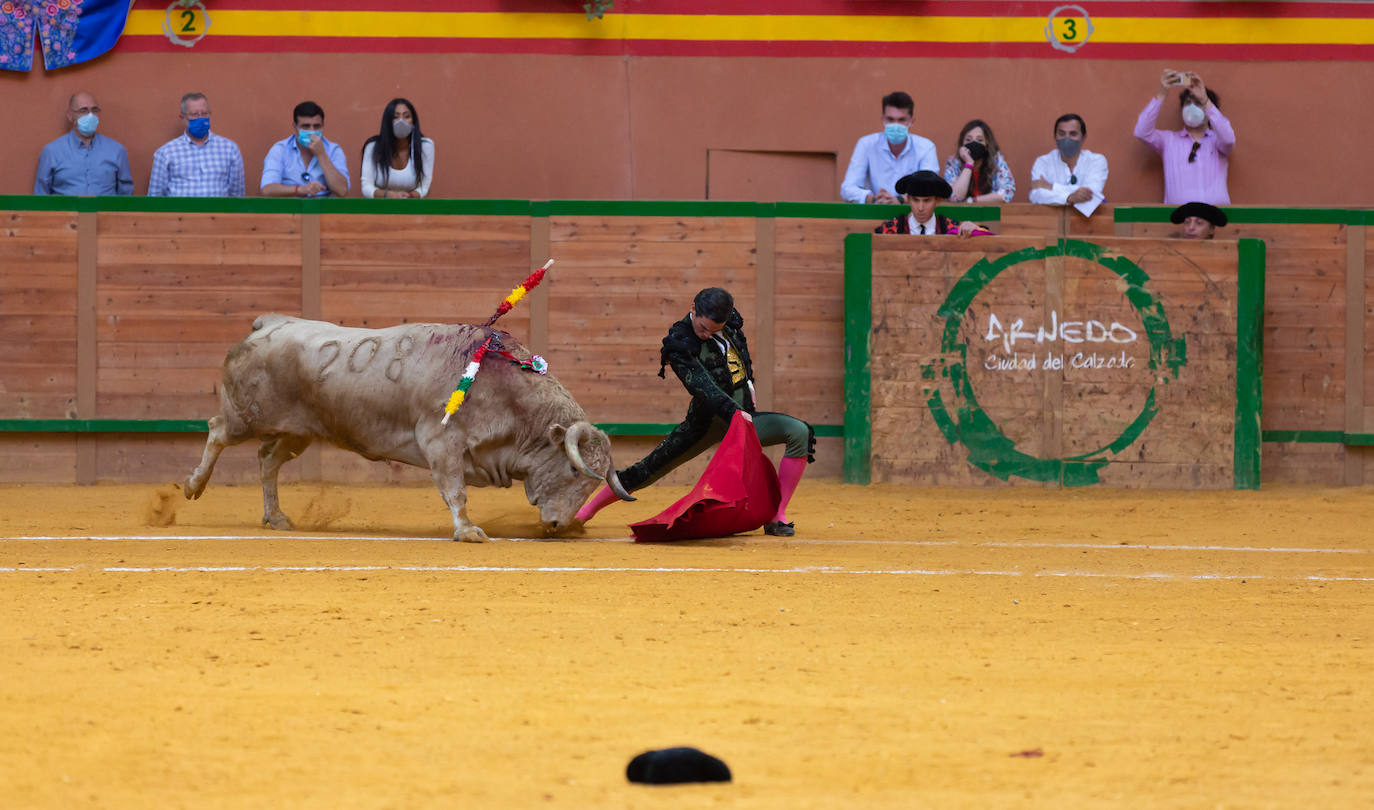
[360,98,435,198]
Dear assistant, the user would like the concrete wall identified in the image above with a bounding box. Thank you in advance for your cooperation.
[5,50,1371,206]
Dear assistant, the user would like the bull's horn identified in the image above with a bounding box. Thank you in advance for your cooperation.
[607,467,636,502]
[563,422,602,480]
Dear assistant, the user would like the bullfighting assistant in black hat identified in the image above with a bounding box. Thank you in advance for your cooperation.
[894,169,953,199]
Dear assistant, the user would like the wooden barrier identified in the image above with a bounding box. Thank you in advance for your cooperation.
[0,198,1369,487]
[856,235,1258,488]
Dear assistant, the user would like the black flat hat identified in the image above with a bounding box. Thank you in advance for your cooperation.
[626,747,732,784]
[894,170,952,199]
[1170,201,1228,227]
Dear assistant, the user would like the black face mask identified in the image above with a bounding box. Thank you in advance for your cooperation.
[964,141,988,162]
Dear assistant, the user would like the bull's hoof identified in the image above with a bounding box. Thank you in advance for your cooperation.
[263,514,295,531]
[184,475,204,500]
[455,526,490,543]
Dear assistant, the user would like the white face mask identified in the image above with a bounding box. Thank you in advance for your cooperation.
[1181,103,1206,128]
[391,118,413,139]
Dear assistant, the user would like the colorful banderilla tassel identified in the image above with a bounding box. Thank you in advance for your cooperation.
[441,337,493,425]
[486,259,553,326]
[443,259,554,424]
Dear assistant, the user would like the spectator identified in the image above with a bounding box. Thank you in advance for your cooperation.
[147,92,245,197]
[1028,113,1108,217]
[360,98,435,199]
[942,119,1015,203]
[873,171,990,237]
[1171,201,1227,240]
[260,101,349,198]
[841,91,938,204]
[1135,69,1234,205]
[33,91,133,196]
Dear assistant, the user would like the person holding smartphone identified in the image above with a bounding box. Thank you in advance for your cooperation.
[1134,68,1235,205]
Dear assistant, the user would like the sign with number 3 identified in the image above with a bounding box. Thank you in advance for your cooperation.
[1045,4,1094,53]
[164,0,210,48]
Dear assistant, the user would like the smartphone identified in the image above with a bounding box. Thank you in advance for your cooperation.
[1165,71,1185,87]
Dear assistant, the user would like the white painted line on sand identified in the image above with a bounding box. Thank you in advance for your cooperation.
[0,534,1364,555]
[0,564,1367,582]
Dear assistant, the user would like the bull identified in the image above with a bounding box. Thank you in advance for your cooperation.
[184,314,633,541]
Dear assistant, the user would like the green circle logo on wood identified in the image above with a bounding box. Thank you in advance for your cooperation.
[919,240,1187,486]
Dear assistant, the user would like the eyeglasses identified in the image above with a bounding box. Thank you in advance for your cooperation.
[1188,142,1201,163]
[70,106,101,115]
[1069,174,1077,184]
[301,172,312,182]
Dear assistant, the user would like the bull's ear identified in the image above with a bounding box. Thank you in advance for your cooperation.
[548,424,567,446]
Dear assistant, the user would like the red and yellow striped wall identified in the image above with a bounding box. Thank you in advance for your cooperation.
[117,0,1374,60]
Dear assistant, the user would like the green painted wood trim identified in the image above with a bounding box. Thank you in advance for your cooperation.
[0,419,209,432]
[544,200,770,217]
[0,418,844,439]
[1262,430,1374,446]
[0,197,999,221]
[1114,206,1364,225]
[1233,238,1266,489]
[842,232,873,485]
[772,202,1002,222]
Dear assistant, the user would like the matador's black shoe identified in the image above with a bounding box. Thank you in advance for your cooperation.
[764,521,795,537]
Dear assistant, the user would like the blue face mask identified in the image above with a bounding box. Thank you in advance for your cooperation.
[186,116,211,139]
[297,129,319,148]
[75,113,99,138]
[883,122,908,146]
[1056,137,1082,160]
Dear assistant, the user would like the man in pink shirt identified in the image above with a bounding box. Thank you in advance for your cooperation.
[1134,69,1235,205]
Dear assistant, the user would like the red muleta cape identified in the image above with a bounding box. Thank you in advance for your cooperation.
[630,411,781,542]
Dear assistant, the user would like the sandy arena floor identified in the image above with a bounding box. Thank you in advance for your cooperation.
[0,479,1371,809]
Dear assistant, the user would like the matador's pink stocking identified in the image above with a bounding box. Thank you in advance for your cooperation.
[772,456,807,524]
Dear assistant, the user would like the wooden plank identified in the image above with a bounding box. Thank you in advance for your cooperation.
[754,216,775,411]
[1261,441,1346,485]
[1042,246,1064,485]
[320,214,529,241]
[0,211,79,238]
[76,210,97,483]
[529,215,551,357]
[0,435,76,484]
[99,341,230,369]
[550,216,756,243]
[319,239,528,267]
[1346,224,1367,484]
[97,238,302,266]
[97,212,302,237]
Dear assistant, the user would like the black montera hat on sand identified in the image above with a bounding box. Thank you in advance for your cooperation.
[1170,201,1228,227]
[895,170,952,199]
[626,747,732,784]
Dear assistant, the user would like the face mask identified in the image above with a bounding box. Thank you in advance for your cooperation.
[883,122,908,146]
[186,116,211,139]
[1056,137,1082,160]
[391,118,413,139]
[75,113,98,137]
[1181,103,1206,128]
[297,129,319,148]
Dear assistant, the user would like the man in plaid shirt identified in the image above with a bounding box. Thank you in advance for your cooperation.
[147,92,246,197]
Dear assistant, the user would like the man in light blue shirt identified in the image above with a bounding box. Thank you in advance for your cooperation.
[259,101,350,198]
[147,92,246,197]
[841,91,939,204]
[33,91,133,196]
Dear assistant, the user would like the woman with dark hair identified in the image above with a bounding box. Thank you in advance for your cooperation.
[360,98,435,198]
[942,119,1016,203]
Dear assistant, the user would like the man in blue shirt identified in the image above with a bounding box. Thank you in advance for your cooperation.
[147,92,246,197]
[840,91,939,204]
[260,101,350,198]
[33,91,134,196]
